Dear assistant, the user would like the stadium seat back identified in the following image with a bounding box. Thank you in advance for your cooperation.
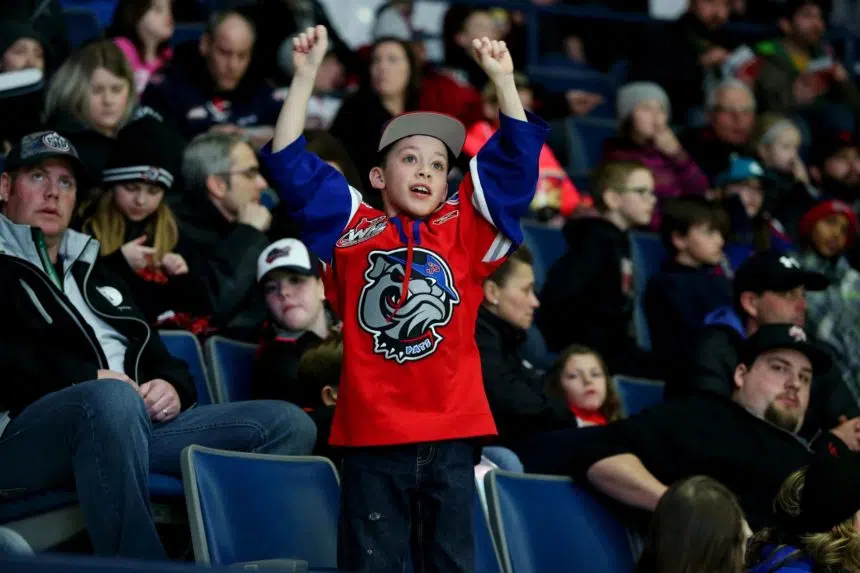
[521,222,566,292]
[629,232,666,351]
[485,470,634,573]
[614,375,664,416]
[160,331,214,405]
[181,446,339,568]
[204,336,258,403]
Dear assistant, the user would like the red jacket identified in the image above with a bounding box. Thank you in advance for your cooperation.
[261,112,549,446]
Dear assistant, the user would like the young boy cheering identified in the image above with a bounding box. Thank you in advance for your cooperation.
[261,26,548,572]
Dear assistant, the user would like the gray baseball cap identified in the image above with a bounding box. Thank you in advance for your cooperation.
[377,112,466,157]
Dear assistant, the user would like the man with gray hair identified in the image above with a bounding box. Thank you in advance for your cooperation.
[680,78,758,182]
[173,131,275,339]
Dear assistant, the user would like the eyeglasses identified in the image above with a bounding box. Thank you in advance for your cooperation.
[218,166,261,180]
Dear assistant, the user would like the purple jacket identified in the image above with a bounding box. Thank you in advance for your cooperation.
[602,136,710,229]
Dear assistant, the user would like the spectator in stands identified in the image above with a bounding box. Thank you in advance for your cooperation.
[80,116,207,328]
[576,323,839,530]
[545,345,623,427]
[538,160,662,378]
[0,21,44,72]
[644,197,731,368]
[252,238,337,404]
[681,250,860,443]
[269,55,345,132]
[748,453,860,573]
[753,114,819,242]
[0,22,45,152]
[477,246,577,442]
[636,476,750,573]
[330,37,420,186]
[108,0,175,94]
[712,155,793,268]
[754,0,860,141]
[419,5,497,127]
[240,0,356,87]
[630,0,738,124]
[796,199,860,401]
[142,10,280,145]
[172,131,272,340]
[603,82,710,229]
[810,131,860,209]
[0,0,67,70]
[304,129,364,194]
[43,41,137,189]
[680,80,758,183]
[295,333,342,461]
[0,130,315,560]
[463,72,587,224]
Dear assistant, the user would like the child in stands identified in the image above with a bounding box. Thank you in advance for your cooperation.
[462,72,587,223]
[546,345,622,427]
[295,333,342,461]
[261,25,547,572]
[644,196,732,366]
[538,159,662,379]
[109,0,174,94]
[797,199,860,400]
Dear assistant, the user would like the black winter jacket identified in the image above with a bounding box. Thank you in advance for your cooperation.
[476,307,575,442]
[172,198,270,340]
[0,216,195,417]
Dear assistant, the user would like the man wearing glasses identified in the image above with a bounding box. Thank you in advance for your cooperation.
[174,131,277,339]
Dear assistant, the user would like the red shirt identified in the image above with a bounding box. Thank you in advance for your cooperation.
[261,112,549,446]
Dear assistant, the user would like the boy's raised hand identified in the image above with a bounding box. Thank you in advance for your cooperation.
[292,25,329,77]
[471,37,514,81]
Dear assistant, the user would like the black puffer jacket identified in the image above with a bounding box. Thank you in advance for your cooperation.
[476,307,575,442]
[0,216,195,416]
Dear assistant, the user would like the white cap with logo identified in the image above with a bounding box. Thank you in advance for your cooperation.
[257,238,317,281]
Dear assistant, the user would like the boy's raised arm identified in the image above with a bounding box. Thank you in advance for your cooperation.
[472,38,526,123]
[272,26,329,152]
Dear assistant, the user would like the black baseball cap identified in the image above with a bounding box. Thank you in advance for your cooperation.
[734,251,829,301]
[3,131,85,178]
[740,324,831,374]
[789,441,860,534]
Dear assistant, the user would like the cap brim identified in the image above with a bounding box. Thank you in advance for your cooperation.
[261,265,317,280]
[747,340,832,376]
[378,112,466,158]
[798,270,830,292]
[17,152,85,176]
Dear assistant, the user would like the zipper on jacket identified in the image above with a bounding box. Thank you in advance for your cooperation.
[8,258,106,370]
[80,249,151,383]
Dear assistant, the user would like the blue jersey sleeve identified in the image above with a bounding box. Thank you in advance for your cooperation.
[468,110,550,249]
[260,136,363,263]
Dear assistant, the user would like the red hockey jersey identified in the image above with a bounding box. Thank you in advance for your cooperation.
[261,112,549,446]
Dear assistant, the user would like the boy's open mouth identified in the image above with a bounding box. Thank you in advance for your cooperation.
[410,184,431,197]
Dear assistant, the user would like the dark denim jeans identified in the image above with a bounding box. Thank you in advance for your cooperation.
[338,440,475,573]
[0,379,316,560]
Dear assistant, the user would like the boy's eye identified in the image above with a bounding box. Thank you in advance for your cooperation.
[432,161,445,171]
[403,155,416,164]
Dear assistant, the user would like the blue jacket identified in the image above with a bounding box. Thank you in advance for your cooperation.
[749,545,815,573]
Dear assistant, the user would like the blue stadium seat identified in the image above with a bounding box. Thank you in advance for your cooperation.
[0,553,288,573]
[474,488,504,573]
[520,326,556,373]
[181,445,339,569]
[527,67,616,119]
[160,330,215,405]
[63,9,102,49]
[521,221,566,292]
[485,470,634,573]
[614,375,664,416]
[171,24,205,47]
[629,231,666,351]
[60,1,116,28]
[204,336,258,403]
[564,117,617,173]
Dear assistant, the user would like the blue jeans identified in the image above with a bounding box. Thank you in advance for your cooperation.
[338,441,475,573]
[0,380,316,560]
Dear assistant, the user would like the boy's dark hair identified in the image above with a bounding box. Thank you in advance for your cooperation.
[296,334,343,409]
[590,159,649,212]
[486,245,533,288]
[660,196,728,256]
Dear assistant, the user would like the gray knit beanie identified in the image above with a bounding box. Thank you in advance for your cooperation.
[616,82,671,123]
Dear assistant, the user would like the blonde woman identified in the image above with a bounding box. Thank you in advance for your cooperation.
[44,40,137,137]
[81,116,208,328]
[748,444,860,573]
